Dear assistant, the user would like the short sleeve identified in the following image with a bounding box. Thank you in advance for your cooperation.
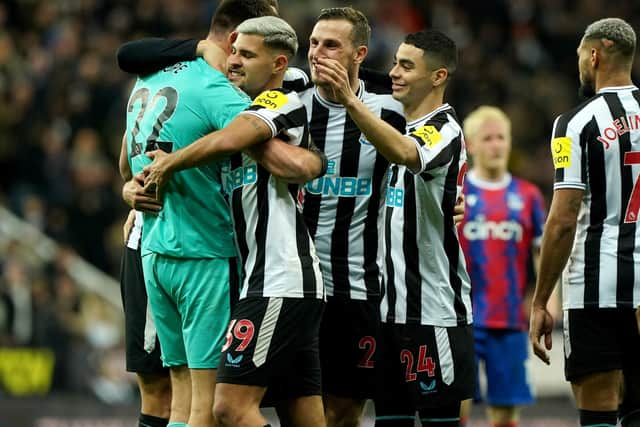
[409,121,462,175]
[240,89,307,140]
[551,115,586,190]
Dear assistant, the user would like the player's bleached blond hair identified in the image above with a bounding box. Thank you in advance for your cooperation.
[236,16,298,58]
[583,17,636,61]
[463,106,512,142]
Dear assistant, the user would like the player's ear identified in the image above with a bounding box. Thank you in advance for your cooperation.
[432,67,448,87]
[353,45,368,65]
[273,54,288,73]
[228,31,238,47]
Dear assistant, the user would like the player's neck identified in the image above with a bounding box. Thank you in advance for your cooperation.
[472,167,507,183]
[250,75,285,99]
[403,92,444,122]
[595,69,633,92]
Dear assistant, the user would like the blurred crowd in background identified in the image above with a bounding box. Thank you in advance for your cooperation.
[0,0,639,399]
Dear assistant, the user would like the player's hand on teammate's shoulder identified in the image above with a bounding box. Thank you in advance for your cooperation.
[197,39,227,73]
[314,57,355,106]
[122,173,163,214]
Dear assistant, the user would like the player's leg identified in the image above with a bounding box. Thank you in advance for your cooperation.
[214,383,268,426]
[484,329,534,427]
[373,323,415,427]
[216,297,324,427]
[418,401,461,427]
[620,309,640,427]
[169,365,192,424]
[411,324,475,427]
[121,246,172,425]
[178,257,234,427]
[142,253,191,425]
[460,326,487,427]
[138,372,172,423]
[272,307,325,427]
[321,296,380,427]
[564,309,623,426]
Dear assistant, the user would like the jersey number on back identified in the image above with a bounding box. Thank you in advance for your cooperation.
[127,86,178,157]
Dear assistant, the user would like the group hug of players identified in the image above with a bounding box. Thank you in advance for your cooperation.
[118,1,640,427]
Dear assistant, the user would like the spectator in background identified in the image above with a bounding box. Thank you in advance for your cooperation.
[458,106,546,427]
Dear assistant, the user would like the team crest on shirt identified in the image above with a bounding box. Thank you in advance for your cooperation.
[507,193,524,210]
[551,137,572,169]
[252,90,288,110]
[412,125,442,148]
[465,194,478,207]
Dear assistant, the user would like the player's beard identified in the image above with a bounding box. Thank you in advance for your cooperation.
[578,79,596,99]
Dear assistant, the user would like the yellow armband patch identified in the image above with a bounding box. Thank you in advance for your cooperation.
[412,125,442,148]
[551,137,572,169]
[252,90,288,110]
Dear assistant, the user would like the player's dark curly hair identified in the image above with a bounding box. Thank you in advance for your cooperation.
[209,0,278,35]
[405,30,458,75]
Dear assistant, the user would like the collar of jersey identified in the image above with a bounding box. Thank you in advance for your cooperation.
[405,103,451,129]
[466,169,512,190]
[597,85,638,93]
[313,80,365,108]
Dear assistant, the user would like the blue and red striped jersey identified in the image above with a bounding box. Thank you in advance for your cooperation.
[459,170,546,330]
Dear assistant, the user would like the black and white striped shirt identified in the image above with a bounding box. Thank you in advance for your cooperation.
[222,88,324,300]
[380,103,473,327]
[126,211,143,250]
[295,79,405,300]
[552,85,640,309]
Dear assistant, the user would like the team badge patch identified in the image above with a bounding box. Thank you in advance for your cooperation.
[412,125,442,148]
[551,137,572,169]
[252,90,288,110]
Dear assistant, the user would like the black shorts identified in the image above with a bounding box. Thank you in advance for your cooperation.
[320,295,381,399]
[120,246,166,374]
[564,308,640,413]
[217,297,324,403]
[375,322,475,414]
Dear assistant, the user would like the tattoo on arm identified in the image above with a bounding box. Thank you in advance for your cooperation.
[242,115,264,133]
[567,194,582,215]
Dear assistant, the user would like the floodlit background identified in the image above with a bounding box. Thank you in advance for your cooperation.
[1,0,638,425]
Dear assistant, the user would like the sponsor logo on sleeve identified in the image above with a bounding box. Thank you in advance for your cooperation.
[551,137,571,169]
[252,90,288,110]
[412,125,442,148]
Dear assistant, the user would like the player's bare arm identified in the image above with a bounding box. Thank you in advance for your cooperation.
[529,188,582,364]
[314,57,420,171]
[122,173,163,213]
[143,113,322,195]
[119,133,163,213]
[246,138,325,184]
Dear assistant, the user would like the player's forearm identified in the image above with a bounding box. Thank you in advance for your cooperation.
[119,134,132,181]
[532,217,576,308]
[343,96,417,167]
[247,139,327,183]
[116,38,198,75]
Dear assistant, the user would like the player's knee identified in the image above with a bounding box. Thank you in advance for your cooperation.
[138,373,172,416]
[326,407,363,427]
[213,399,244,427]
